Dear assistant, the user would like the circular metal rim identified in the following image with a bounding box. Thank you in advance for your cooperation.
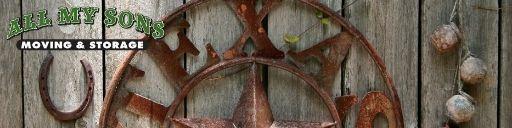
[161,57,340,127]
[99,0,404,127]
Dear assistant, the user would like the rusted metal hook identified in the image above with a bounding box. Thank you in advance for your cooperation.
[38,53,94,121]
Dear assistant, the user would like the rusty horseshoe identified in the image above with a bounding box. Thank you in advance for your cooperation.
[38,53,94,121]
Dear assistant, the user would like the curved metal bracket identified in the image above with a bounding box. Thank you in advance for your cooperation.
[38,53,94,121]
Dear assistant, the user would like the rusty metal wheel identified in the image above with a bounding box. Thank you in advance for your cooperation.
[99,0,404,128]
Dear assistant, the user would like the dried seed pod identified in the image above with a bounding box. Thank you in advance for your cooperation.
[460,56,487,85]
[446,95,475,123]
[430,22,461,53]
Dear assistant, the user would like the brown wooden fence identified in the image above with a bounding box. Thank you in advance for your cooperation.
[0,0,510,127]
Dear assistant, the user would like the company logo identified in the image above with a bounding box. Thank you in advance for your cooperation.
[6,6,166,50]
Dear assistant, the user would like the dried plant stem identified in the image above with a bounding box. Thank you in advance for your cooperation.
[454,23,471,95]
[296,0,362,38]
[453,46,477,103]
[449,0,460,22]
[455,45,463,93]
[298,22,322,37]
[454,34,472,94]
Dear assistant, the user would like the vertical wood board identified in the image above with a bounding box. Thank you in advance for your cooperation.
[22,0,103,127]
[105,0,183,127]
[344,0,419,127]
[185,0,246,119]
[0,0,505,127]
[267,0,342,122]
[459,0,499,127]
[500,0,511,127]
[421,0,461,127]
[0,0,22,127]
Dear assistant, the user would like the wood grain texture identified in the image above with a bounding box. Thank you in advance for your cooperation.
[185,0,246,119]
[458,0,499,127]
[267,0,342,122]
[344,0,419,127]
[501,0,511,127]
[0,0,22,127]
[22,0,103,127]
[105,0,183,127]
[421,0,461,127]
[4,0,506,127]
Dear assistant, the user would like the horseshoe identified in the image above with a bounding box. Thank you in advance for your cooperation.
[38,53,94,121]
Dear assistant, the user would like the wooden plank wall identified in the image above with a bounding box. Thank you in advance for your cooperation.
[459,0,499,127]
[344,0,419,127]
[421,0,461,127]
[0,0,22,127]
[21,0,103,127]
[500,0,511,127]
[0,0,511,127]
[185,0,246,120]
[422,0,500,127]
[105,0,182,127]
[267,0,342,122]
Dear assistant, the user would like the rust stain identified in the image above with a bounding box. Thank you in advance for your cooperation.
[173,118,235,128]
[145,31,199,89]
[126,64,144,79]
[240,4,247,12]
[357,92,397,128]
[288,32,353,94]
[335,95,358,126]
[223,0,284,59]
[123,92,169,123]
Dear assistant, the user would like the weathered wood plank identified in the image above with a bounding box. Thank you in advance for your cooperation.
[0,0,22,127]
[22,0,103,127]
[267,0,342,122]
[105,0,182,127]
[458,0,499,127]
[344,0,419,127]
[501,0,512,127]
[421,0,461,127]
[422,0,499,127]
[185,0,246,119]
